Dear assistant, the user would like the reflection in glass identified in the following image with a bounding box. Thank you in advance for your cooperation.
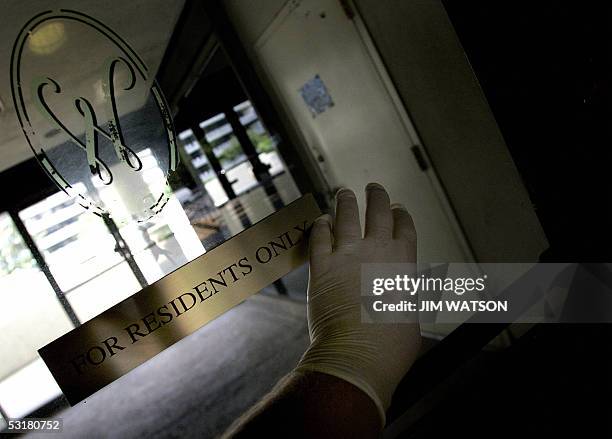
[120,197,204,284]
[0,4,306,427]
[19,189,204,322]
[179,100,297,208]
[19,191,135,294]
[0,213,71,418]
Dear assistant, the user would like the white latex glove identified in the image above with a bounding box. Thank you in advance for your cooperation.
[295,183,421,425]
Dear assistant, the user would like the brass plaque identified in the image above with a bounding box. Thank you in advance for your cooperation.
[39,194,321,405]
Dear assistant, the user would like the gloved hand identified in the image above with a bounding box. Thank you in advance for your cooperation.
[295,183,421,426]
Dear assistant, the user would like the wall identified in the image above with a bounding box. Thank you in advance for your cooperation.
[352,0,547,262]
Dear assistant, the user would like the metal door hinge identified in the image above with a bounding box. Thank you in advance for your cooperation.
[338,0,355,19]
[411,145,429,171]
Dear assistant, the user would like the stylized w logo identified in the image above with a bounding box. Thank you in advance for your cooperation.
[33,57,143,185]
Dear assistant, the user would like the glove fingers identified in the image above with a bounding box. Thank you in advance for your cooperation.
[334,188,362,246]
[310,214,333,260]
[365,183,393,240]
[391,204,417,245]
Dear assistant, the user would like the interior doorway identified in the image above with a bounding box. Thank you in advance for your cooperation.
[252,0,472,263]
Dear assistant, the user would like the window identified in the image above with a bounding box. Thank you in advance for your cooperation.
[0,212,73,418]
[19,192,143,323]
[179,100,293,207]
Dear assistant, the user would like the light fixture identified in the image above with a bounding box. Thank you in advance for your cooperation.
[28,21,66,55]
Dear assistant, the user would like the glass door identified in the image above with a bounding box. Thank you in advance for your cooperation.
[18,192,145,324]
[0,212,73,420]
[0,1,306,426]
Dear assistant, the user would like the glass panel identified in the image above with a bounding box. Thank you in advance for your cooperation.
[0,212,72,417]
[234,100,293,188]
[120,197,205,284]
[199,113,251,204]
[0,359,62,419]
[178,101,300,215]
[234,100,285,174]
[179,128,229,207]
[1,3,306,423]
[14,12,177,224]
[64,263,141,323]
[19,191,124,292]
[19,192,142,322]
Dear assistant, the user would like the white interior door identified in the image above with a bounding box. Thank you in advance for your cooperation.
[255,0,471,262]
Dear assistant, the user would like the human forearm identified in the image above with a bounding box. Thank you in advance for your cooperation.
[222,370,382,438]
[223,184,420,438]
